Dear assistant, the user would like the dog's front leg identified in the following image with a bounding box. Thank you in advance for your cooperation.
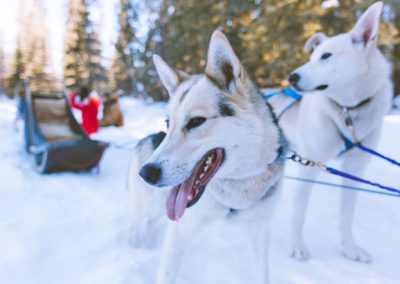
[241,191,281,284]
[156,221,184,284]
[248,216,272,284]
[291,166,320,261]
[339,150,373,263]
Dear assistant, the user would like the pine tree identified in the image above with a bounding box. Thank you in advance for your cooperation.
[8,0,52,96]
[138,0,258,101]
[243,0,324,88]
[63,0,106,92]
[88,30,107,91]
[135,0,171,101]
[0,38,5,94]
[137,1,399,99]
[8,43,24,96]
[110,0,143,98]
[385,1,400,95]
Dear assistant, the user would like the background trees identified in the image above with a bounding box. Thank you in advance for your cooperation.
[8,0,52,96]
[116,0,400,100]
[63,0,106,93]
[3,0,400,100]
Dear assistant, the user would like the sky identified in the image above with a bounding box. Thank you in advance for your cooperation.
[0,0,119,76]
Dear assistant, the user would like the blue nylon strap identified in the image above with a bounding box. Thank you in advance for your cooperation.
[353,143,400,167]
[283,88,302,100]
[343,136,353,150]
[277,101,298,120]
[326,166,400,195]
[337,136,354,156]
[264,88,302,120]
[267,146,284,166]
[341,136,400,167]
[264,88,303,101]
[264,90,282,99]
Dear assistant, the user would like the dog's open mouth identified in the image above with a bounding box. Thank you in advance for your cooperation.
[166,148,224,221]
[315,84,328,90]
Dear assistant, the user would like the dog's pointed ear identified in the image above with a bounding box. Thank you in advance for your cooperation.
[205,30,248,91]
[350,1,383,48]
[153,54,188,94]
[304,32,327,52]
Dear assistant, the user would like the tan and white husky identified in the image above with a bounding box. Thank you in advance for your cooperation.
[128,30,287,284]
[269,1,393,263]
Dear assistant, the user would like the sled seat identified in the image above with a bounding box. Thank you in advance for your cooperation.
[33,98,81,142]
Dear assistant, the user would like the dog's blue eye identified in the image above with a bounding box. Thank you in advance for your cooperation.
[186,117,206,130]
[321,52,332,60]
[165,119,169,129]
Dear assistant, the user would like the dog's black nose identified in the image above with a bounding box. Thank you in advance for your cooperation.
[288,73,300,85]
[139,163,162,185]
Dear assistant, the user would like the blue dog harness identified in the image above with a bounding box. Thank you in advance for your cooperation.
[264,88,302,121]
[336,100,400,167]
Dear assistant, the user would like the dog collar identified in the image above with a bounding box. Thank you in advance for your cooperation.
[329,95,376,144]
[330,94,375,111]
[267,146,284,167]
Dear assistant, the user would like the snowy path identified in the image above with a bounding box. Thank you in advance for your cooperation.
[0,96,399,284]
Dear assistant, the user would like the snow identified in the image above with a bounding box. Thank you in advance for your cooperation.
[0,95,399,284]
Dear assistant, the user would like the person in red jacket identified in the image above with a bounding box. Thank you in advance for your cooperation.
[70,86,101,135]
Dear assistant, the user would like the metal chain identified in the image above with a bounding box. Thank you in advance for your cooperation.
[285,150,328,172]
[342,106,360,144]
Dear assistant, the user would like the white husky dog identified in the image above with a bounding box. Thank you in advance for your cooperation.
[270,2,393,262]
[128,30,287,284]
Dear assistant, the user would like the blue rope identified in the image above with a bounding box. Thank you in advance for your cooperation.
[325,166,400,195]
[342,136,400,167]
[284,175,400,198]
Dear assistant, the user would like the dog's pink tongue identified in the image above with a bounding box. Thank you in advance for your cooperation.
[166,177,194,221]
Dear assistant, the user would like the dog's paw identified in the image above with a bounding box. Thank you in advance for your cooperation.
[342,244,372,263]
[291,244,311,261]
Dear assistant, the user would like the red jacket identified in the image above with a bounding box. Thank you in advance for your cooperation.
[70,93,101,135]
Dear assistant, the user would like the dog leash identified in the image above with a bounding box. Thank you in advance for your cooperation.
[285,150,400,195]
[342,136,400,167]
[284,176,400,198]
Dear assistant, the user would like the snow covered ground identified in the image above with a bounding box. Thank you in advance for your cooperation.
[0,95,399,284]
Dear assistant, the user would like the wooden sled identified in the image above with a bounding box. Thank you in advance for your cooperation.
[24,80,108,173]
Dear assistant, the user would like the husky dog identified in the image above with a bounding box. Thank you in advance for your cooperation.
[270,2,393,262]
[100,92,124,127]
[128,30,287,284]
